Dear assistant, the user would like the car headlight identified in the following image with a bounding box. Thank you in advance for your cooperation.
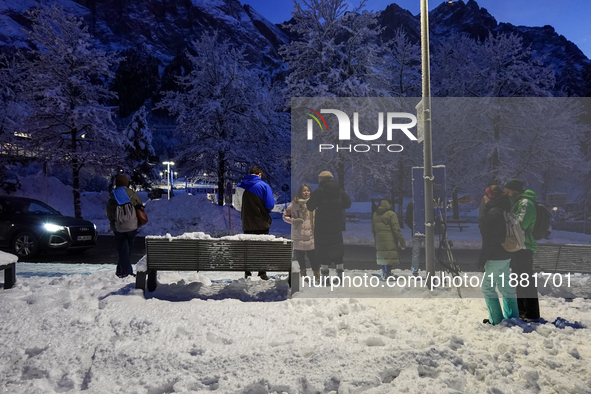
[44,223,65,232]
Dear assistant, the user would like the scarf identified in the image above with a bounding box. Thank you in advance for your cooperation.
[293,197,314,228]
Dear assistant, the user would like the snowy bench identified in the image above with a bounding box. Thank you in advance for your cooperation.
[533,244,591,274]
[135,234,297,296]
[0,262,16,290]
[0,251,17,290]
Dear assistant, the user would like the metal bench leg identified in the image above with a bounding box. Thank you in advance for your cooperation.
[135,271,146,291]
[4,263,16,289]
[147,270,158,292]
[290,270,299,296]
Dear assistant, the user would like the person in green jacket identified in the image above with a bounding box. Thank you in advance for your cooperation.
[503,178,540,322]
[372,197,406,279]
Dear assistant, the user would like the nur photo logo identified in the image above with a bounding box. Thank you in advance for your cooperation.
[303,107,418,153]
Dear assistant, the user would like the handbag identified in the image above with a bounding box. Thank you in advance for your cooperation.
[136,207,148,226]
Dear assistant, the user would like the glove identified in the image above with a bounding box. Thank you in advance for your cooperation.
[400,241,406,250]
[293,218,304,227]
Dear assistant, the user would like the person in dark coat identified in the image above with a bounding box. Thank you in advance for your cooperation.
[478,185,519,325]
[235,166,275,280]
[306,171,351,277]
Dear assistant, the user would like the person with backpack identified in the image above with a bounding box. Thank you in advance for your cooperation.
[306,171,351,278]
[478,185,519,325]
[503,178,540,322]
[234,166,275,280]
[373,197,406,279]
[106,174,144,278]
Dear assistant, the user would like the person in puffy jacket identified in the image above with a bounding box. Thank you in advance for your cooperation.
[478,185,519,325]
[106,174,143,278]
[234,166,275,280]
[283,184,319,282]
[372,197,406,279]
[503,178,540,322]
[306,171,351,278]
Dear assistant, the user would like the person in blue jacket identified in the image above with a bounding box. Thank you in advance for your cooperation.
[235,166,275,280]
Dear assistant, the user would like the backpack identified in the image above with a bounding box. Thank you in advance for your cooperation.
[115,202,138,232]
[533,202,552,240]
[501,210,526,252]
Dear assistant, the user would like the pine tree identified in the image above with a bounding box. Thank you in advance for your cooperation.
[20,5,121,218]
[122,106,157,189]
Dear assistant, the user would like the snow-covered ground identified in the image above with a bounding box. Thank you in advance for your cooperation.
[1,174,591,393]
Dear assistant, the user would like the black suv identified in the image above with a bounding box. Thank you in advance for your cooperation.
[0,196,98,257]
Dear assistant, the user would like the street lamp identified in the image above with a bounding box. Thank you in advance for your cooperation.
[162,161,175,200]
[420,0,435,281]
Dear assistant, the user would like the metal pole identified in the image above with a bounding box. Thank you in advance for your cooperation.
[163,161,174,200]
[420,0,435,282]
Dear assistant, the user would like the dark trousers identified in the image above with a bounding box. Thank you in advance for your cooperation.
[114,229,137,277]
[244,229,268,277]
[294,249,319,273]
[317,252,343,268]
[510,248,540,320]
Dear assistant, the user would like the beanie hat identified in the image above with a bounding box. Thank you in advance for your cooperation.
[318,171,334,181]
[115,174,130,187]
[485,186,502,200]
[504,179,524,193]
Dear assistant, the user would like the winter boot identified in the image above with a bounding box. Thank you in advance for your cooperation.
[301,270,309,283]
[336,263,344,277]
[258,271,269,280]
[313,270,321,283]
[320,265,330,280]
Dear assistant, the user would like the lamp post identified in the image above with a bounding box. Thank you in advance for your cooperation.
[162,161,174,200]
[420,0,435,282]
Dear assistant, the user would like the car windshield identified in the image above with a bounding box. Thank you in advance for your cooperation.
[5,199,61,215]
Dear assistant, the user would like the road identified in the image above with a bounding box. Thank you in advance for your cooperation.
[16,236,481,272]
[16,235,146,265]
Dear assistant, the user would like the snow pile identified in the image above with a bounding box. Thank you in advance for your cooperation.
[1,269,590,393]
[140,193,241,236]
[0,250,17,265]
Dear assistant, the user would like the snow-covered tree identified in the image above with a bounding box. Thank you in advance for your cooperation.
[158,31,289,206]
[281,0,385,189]
[20,5,120,218]
[0,52,27,140]
[121,106,156,189]
[429,32,575,213]
[375,28,422,218]
[379,28,421,98]
[281,0,383,98]
[0,51,28,191]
